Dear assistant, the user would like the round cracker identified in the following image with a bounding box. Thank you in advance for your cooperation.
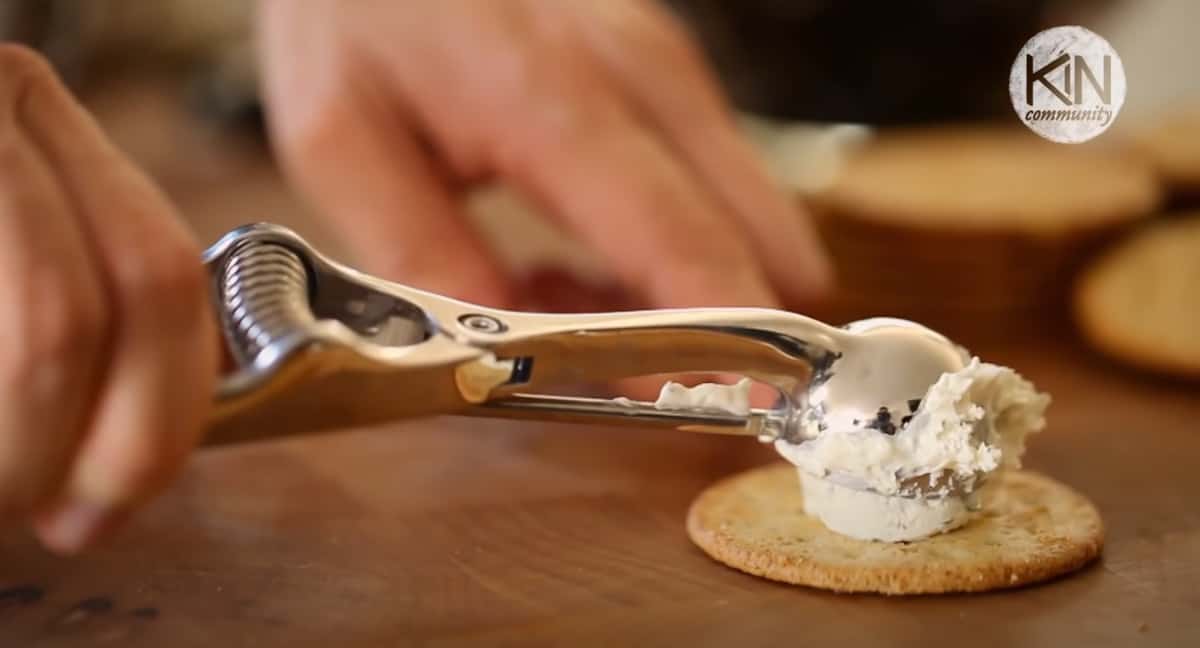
[687,464,1104,595]
[799,127,1156,333]
[1075,215,1200,378]
[813,127,1160,233]
[1134,109,1200,196]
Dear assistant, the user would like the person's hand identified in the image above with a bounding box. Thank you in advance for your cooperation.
[0,46,217,553]
[258,0,831,311]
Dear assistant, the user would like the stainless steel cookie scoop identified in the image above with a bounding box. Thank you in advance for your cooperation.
[203,224,970,497]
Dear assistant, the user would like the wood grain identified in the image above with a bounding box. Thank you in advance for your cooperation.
[0,341,1197,647]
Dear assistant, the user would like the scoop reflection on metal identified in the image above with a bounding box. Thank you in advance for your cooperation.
[202,223,970,498]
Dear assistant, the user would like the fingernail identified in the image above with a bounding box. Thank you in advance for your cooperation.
[33,501,112,554]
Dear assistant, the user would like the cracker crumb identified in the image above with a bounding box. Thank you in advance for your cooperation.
[1137,622,1149,633]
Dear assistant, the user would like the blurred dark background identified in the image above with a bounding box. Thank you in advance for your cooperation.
[0,0,1135,126]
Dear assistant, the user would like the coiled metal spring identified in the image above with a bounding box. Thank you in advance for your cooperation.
[220,239,315,364]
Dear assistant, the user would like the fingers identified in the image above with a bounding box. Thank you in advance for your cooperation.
[517,266,634,313]
[0,45,217,552]
[275,100,512,307]
[484,46,780,308]
[259,1,813,309]
[0,47,112,524]
[258,6,514,307]
[306,1,782,309]
[572,0,834,305]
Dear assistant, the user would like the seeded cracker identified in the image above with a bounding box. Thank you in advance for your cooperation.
[687,463,1104,595]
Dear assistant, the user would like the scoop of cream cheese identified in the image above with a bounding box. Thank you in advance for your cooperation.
[776,357,1050,542]
[798,471,971,542]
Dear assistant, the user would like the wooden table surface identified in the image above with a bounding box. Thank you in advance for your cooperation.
[1,340,1198,647]
[1,75,1198,647]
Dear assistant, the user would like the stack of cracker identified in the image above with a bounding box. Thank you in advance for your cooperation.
[1068,110,1200,376]
[805,127,1162,341]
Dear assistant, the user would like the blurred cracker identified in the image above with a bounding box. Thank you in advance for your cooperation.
[1075,214,1200,378]
[811,126,1161,234]
[1133,108,1200,203]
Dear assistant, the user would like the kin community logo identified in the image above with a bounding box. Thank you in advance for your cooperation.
[1009,26,1126,143]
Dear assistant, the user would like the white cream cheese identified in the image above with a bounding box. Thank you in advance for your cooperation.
[654,378,752,416]
[777,358,1049,542]
[798,471,970,542]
